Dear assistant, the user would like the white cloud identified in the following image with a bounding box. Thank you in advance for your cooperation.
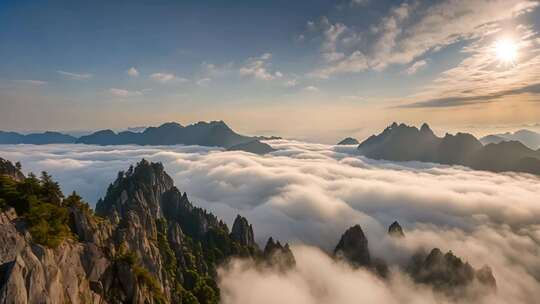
[196,78,212,86]
[127,67,139,77]
[304,86,320,92]
[108,88,143,98]
[2,140,540,303]
[149,72,188,84]
[201,61,233,77]
[285,79,299,88]
[405,60,427,75]
[57,70,92,80]
[239,53,283,81]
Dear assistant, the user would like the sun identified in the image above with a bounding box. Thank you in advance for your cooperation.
[494,38,518,64]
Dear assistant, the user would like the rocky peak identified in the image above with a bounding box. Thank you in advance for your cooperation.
[230,215,256,248]
[334,225,371,267]
[263,237,296,269]
[408,248,496,295]
[95,159,174,220]
[388,221,405,238]
[0,158,24,182]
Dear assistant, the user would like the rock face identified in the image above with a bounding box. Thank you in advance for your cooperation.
[337,137,359,145]
[388,221,405,238]
[358,122,540,175]
[77,121,254,148]
[334,225,371,267]
[227,140,276,155]
[408,248,496,296]
[230,215,256,248]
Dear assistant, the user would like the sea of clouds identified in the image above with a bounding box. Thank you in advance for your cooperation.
[1,140,539,303]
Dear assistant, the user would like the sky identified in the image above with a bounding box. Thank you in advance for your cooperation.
[1,0,540,143]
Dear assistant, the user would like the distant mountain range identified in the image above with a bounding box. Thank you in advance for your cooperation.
[0,121,256,148]
[0,131,76,144]
[480,129,540,150]
[358,123,540,175]
[337,137,359,145]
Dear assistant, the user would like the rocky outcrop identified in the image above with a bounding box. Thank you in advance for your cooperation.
[0,158,24,182]
[230,215,256,248]
[407,248,496,296]
[388,221,405,238]
[263,237,296,270]
[334,225,371,267]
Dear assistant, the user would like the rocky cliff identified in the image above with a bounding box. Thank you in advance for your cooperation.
[0,158,294,304]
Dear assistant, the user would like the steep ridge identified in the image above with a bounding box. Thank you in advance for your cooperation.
[358,123,540,175]
[0,158,293,304]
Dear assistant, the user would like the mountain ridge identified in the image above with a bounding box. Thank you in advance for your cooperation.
[357,122,540,175]
[0,121,255,148]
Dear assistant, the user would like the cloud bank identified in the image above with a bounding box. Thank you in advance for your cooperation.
[0,140,539,302]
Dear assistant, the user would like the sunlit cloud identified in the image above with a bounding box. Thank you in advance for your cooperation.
[149,72,188,84]
[126,67,139,77]
[108,88,143,98]
[239,53,283,81]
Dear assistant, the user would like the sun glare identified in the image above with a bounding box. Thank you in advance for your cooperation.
[494,38,518,64]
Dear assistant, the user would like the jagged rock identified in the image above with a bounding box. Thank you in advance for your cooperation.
[388,221,405,238]
[334,225,371,267]
[407,248,496,296]
[0,158,24,182]
[263,237,296,270]
[230,215,256,248]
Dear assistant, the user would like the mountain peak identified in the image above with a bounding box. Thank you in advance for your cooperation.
[334,224,370,267]
[157,122,183,129]
[420,123,432,133]
[388,221,405,238]
[337,137,359,145]
[231,214,256,247]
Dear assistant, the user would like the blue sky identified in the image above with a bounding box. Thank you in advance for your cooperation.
[1,0,540,142]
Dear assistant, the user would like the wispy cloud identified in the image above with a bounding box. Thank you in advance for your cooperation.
[404,60,427,75]
[308,0,539,77]
[108,88,143,98]
[239,53,283,81]
[304,85,320,92]
[149,72,188,84]
[400,22,540,108]
[196,78,212,86]
[127,67,139,77]
[57,70,92,80]
[13,80,47,86]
